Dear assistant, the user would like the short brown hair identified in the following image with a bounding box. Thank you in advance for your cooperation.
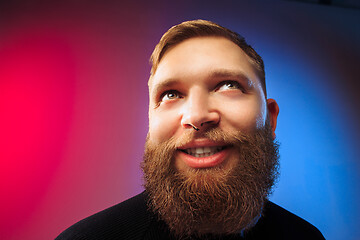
[149,19,267,96]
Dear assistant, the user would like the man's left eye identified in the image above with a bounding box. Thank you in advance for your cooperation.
[217,81,243,91]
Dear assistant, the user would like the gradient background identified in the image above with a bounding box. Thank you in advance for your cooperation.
[1,1,359,239]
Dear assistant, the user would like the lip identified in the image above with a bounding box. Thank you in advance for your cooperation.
[177,139,230,168]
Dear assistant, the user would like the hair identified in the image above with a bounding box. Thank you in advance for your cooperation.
[149,19,267,96]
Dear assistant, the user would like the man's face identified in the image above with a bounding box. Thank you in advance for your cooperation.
[144,36,280,237]
[148,36,278,172]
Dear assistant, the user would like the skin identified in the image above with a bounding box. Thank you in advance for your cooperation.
[148,36,279,172]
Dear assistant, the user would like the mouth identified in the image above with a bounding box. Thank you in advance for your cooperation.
[177,141,231,168]
[179,146,228,158]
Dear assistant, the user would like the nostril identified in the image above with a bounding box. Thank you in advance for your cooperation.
[189,123,200,131]
[200,120,217,127]
[181,108,220,130]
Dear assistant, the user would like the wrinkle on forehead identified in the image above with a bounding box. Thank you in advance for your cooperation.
[149,37,264,95]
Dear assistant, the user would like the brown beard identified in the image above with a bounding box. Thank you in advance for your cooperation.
[141,121,280,238]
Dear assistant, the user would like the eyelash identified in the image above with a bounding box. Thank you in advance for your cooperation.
[159,90,182,102]
[216,80,245,92]
[157,80,244,105]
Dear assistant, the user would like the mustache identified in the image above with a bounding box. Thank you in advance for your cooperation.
[147,127,253,150]
[144,127,266,177]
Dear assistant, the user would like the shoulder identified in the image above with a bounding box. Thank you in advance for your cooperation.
[245,201,325,240]
[56,192,153,240]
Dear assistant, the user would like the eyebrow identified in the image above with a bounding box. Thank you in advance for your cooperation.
[208,69,254,87]
[151,78,181,97]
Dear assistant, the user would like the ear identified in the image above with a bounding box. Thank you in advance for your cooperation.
[266,99,279,138]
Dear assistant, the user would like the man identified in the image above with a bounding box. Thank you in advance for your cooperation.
[56,20,325,239]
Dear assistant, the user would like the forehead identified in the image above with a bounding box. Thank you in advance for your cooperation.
[149,36,260,91]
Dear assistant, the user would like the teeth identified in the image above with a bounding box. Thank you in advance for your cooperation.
[184,146,224,157]
[203,147,211,153]
[195,148,204,154]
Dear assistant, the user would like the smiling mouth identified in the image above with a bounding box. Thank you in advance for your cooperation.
[179,146,228,158]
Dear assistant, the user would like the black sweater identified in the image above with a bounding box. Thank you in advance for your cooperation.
[56,192,325,240]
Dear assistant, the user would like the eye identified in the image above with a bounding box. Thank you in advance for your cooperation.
[217,81,244,92]
[160,90,181,102]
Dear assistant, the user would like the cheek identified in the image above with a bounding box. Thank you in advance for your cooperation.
[148,110,180,144]
[222,99,266,131]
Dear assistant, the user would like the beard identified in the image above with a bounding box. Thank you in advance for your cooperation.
[142,121,280,238]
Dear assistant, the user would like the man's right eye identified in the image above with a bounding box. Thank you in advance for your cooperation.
[160,90,181,102]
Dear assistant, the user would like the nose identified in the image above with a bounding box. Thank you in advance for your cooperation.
[180,91,220,131]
